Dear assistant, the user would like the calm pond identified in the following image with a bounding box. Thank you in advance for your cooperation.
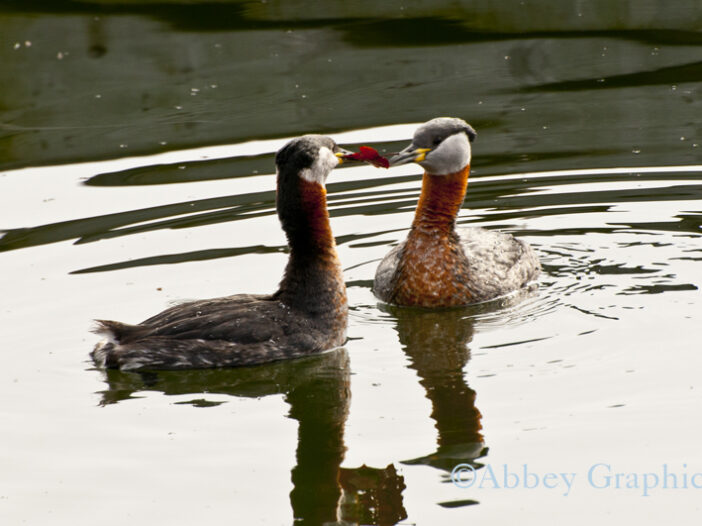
[1,1,701,525]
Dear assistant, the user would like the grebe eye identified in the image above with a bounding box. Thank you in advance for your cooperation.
[432,137,442,146]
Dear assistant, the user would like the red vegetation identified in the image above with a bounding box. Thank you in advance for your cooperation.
[343,146,389,168]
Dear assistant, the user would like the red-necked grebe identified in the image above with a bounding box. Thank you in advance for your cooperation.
[374,117,540,307]
[92,135,349,370]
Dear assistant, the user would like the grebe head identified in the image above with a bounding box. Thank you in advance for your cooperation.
[275,135,352,243]
[275,134,350,186]
[390,117,476,175]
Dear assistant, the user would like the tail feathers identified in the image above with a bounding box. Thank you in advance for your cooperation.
[93,319,147,343]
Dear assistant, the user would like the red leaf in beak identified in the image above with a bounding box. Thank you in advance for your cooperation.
[343,146,390,168]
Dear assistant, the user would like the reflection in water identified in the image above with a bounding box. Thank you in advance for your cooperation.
[96,349,355,524]
[91,271,538,522]
[327,303,494,524]
[333,304,493,518]
[95,308,492,526]
[95,348,411,525]
[386,305,487,473]
[339,464,407,526]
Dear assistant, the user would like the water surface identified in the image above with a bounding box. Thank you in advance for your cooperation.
[1,2,701,525]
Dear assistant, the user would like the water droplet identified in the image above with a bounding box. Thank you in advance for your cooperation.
[119,144,128,149]
[24,41,32,47]
[178,165,186,170]
[13,42,21,50]
[94,94,102,99]
[174,105,182,110]
[159,141,167,145]
[632,148,641,154]
[680,136,686,141]
[57,52,64,60]
[504,55,510,60]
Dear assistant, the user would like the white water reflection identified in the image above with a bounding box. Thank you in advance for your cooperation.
[1,125,702,524]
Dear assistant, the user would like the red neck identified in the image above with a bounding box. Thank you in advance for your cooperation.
[276,178,345,313]
[390,164,473,307]
[279,178,337,256]
[411,165,470,234]
[298,179,336,253]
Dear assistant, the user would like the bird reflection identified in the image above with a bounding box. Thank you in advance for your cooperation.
[386,304,488,472]
[92,301,506,525]
[94,349,354,525]
[335,304,493,522]
[339,464,407,526]
[94,348,409,525]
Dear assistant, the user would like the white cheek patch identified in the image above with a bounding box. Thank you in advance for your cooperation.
[299,146,339,185]
[420,132,472,175]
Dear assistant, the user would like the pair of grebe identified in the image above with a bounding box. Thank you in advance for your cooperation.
[92,118,540,370]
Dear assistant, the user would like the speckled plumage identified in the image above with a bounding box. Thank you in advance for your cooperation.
[92,136,348,370]
[375,226,540,306]
[374,118,540,307]
[92,292,346,370]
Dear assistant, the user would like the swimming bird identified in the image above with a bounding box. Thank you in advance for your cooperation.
[92,135,349,370]
[374,117,540,307]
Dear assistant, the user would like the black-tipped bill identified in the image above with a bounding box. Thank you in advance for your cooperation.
[335,148,354,165]
[389,144,431,166]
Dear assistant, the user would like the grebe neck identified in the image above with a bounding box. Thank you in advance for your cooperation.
[411,165,470,235]
[275,178,346,314]
[389,164,474,307]
[279,178,337,256]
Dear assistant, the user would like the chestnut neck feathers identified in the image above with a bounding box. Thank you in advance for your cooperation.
[411,165,470,235]
[389,165,473,307]
[275,170,345,315]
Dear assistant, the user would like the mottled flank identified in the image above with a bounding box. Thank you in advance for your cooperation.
[375,227,540,307]
[92,293,346,370]
[92,135,348,371]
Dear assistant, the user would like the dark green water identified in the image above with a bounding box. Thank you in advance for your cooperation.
[1,2,701,525]
[1,0,700,174]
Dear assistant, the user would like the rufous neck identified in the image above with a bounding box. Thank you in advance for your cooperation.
[411,164,470,233]
[276,178,344,311]
[279,179,337,256]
